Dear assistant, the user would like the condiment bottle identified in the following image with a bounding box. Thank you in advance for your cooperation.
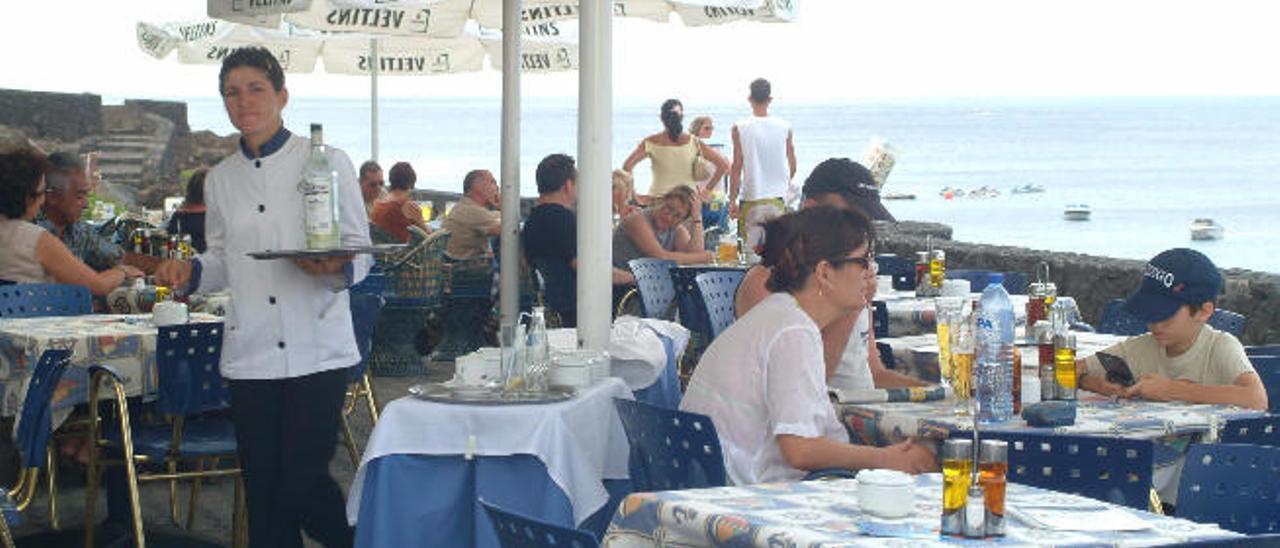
[1035,320,1057,401]
[979,440,1008,537]
[941,438,973,536]
[914,251,930,296]
[929,249,947,289]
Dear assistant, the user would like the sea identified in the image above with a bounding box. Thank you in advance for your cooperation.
[179,95,1280,274]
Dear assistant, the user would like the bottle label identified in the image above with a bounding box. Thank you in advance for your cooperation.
[304,185,335,235]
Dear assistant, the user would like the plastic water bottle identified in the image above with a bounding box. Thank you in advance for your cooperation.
[975,274,1015,423]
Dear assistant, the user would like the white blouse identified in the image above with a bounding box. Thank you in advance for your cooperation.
[196,133,371,381]
[681,292,848,485]
[829,308,875,390]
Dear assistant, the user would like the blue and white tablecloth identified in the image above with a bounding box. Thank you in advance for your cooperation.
[603,474,1241,547]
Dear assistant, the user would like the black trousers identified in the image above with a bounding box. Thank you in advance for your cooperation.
[229,367,354,548]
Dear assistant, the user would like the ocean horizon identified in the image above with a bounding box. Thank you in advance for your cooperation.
[165,95,1280,274]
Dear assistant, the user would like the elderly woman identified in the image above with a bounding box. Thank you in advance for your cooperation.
[611,186,712,269]
[0,148,142,292]
[681,206,936,484]
[155,47,368,547]
[611,168,640,221]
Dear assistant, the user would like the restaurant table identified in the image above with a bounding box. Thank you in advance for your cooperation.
[0,313,220,420]
[877,330,1128,383]
[838,395,1264,502]
[347,377,634,548]
[105,285,231,316]
[603,474,1242,547]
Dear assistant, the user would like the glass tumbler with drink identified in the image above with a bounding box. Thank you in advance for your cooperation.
[935,297,964,396]
[950,303,976,415]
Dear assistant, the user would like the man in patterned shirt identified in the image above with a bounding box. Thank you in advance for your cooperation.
[35,152,123,272]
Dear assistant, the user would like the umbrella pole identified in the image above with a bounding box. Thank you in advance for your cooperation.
[498,0,522,329]
[577,0,612,351]
[370,38,379,162]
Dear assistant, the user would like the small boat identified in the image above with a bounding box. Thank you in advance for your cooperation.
[882,191,916,200]
[1190,218,1225,241]
[1010,184,1046,194]
[1063,204,1091,221]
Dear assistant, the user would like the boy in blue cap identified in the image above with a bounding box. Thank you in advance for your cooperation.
[1077,248,1267,410]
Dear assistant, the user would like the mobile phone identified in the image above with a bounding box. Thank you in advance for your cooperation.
[1095,352,1135,387]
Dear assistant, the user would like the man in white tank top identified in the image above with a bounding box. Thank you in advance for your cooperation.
[730,78,796,248]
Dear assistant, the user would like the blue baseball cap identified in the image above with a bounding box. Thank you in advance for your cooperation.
[1122,248,1222,323]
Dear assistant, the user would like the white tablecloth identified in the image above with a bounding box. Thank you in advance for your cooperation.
[346,377,634,525]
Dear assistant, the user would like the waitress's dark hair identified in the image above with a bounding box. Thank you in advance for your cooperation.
[218,47,286,94]
[761,206,873,293]
[660,99,683,142]
[0,148,50,219]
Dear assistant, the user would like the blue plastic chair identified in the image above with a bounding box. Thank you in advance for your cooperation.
[874,254,916,291]
[1177,443,1280,535]
[1247,345,1280,357]
[0,349,73,538]
[1220,416,1280,447]
[1209,309,1247,338]
[479,499,599,548]
[612,398,727,491]
[1097,298,1149,336]
[85,323,246,547]
[947,270,1028,295]
[0,283,92,318]
[1250,355,1280,414]
[342,291,386,466]
[870,300,889,339]
[670,265,744,377]
[694,270,745,341]
[624,258,677,320]
[965,432,1155,511]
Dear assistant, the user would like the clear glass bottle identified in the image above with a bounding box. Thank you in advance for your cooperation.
[525,306,551,392]
[302,123,340,250]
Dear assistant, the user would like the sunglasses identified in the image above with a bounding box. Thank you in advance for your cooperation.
[828,252,874,269]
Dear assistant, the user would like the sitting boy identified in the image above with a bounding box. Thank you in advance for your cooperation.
[1077,248,1267,410]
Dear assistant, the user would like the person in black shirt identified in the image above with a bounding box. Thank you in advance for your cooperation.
[522,154,634,327]
[166,168,208,253]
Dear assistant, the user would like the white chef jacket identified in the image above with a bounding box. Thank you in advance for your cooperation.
[195,131,371,380]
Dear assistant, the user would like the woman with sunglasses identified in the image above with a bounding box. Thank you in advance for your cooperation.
[681,206,936,484]
[611,186,712,269]
[0,148,143,292]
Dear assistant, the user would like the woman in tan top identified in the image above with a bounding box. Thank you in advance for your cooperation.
[0,148,142,293]
[622,99,728,250]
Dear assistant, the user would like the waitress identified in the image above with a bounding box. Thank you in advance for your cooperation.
[157,47,368,548]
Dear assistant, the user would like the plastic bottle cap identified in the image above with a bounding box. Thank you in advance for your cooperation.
[988,273,1004,285]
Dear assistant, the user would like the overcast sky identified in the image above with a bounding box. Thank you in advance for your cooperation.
[3,0,1279,103]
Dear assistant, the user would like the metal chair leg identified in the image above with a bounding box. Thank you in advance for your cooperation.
[1149,488,1164,515]
[45,447,59,530]
[186,458,206,530]
[167,458,180,526]
[85,371,147,548]
[362,372,380,425]
[232,475,247,548]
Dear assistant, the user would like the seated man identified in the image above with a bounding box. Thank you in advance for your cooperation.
[358,160,385,219]
[442,169,501,260]
[521,154,633,327]
[736,158,923,390]
[1077,248,1267,410]
[36,151,123,271]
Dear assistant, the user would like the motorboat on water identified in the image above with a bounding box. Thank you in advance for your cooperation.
[1063,204,1091,221]
[882,191,916,200]
[1011,184,1046,194]
[1190,218,1225,241]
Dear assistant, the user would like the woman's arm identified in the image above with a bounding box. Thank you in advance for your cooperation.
[621,140,648,173]
[35,231,136,296]
[867,328,928,387]
[621,214,711,265]
[699,139,729,194]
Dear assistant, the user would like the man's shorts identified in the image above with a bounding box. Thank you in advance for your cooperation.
[738,197,786,248]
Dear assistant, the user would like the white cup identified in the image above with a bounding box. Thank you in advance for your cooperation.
[856,469,915,519]
[152,301,189,326]
[455,353,493,386]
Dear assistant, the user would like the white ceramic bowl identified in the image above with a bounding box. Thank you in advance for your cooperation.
[856,469,915,519]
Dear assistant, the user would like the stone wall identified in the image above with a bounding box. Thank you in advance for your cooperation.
[0,88,101,142]
[125,99,190,137]
[877,221,1280,344]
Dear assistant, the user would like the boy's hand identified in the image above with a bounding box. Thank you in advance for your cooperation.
[1123,373,1185,401]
